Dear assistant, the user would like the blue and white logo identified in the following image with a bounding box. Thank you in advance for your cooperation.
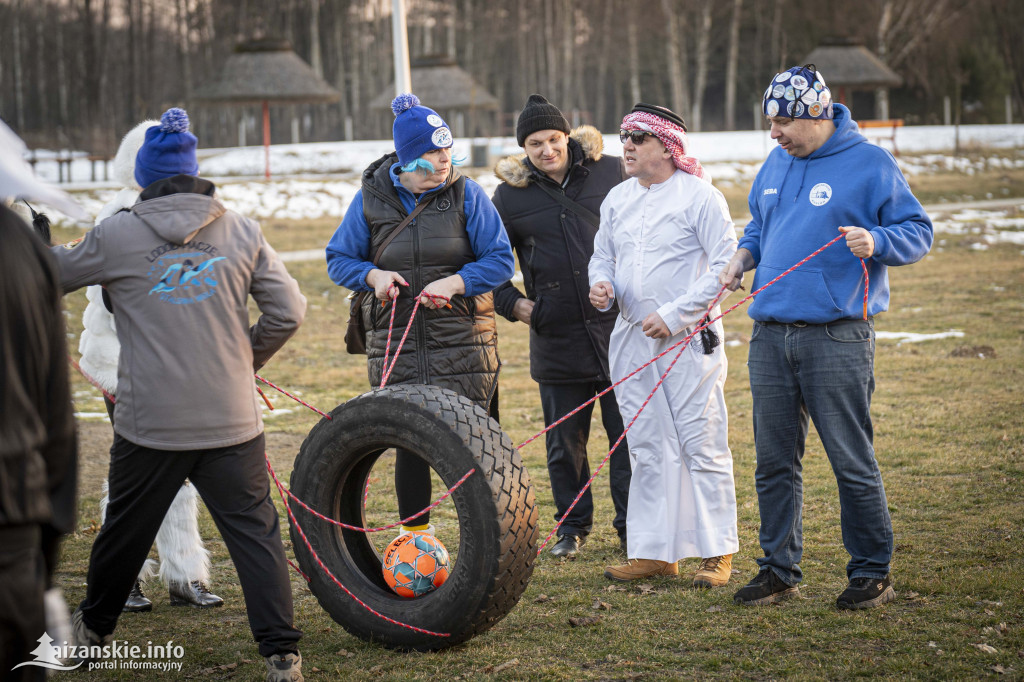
[809,182,833,206]
[145,246,226,305]
[431,126,453,148]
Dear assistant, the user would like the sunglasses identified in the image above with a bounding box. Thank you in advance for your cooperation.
[619,130,657,145]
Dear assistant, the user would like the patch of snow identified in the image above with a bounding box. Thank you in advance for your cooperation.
[262,407,295,418]
[25,126,1024,232]
[74,412,110,421]
[875,330,965,345]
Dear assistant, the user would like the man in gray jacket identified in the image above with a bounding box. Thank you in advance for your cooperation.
[51,108,307,681]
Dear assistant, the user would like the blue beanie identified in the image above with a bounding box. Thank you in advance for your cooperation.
[134,108,199,189]
[762,65,833,120]
[391,93,453,166]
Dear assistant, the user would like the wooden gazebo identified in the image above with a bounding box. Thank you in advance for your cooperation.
[194,38,340,178]
[802,38,902,113]
[368,56,499,138]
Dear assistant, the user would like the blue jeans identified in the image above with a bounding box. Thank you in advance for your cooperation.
[748,319,893,585]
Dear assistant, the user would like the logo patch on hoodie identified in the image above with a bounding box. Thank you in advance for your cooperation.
[763,188,778,196]
[146,249,226,304]
[809,183,832,206]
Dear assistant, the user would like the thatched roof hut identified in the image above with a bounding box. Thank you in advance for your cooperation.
[368,56,499,138]
[194,38,340,105]
[802,38,902,104]
[193,38,340,177]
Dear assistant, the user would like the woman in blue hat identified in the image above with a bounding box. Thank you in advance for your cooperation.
[326,94,514,537]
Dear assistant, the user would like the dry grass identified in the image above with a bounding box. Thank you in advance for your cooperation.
[48,180,1024,680]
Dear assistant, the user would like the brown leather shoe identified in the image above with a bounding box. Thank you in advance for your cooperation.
[693,554,733,588]
[604,558,679,581]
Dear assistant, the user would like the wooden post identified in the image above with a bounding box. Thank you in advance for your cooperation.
[263,100,271,180]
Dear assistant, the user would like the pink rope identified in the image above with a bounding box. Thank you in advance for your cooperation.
[518,233,851,453]
[535,286,729,553]
[379,290,450,388]
[860,258,870,320]
[381,284,399,371]
[267,457,475,534]
[533,233,861,547]
[70,235,865,634]
[267,457,449,638]
[255,374,332,420]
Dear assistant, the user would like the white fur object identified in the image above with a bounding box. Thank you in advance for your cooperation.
[154,482,211,584]
[88,118,211,587]
[112,119,159,191]
[78,121,156,392]
[99,480,211,585]
[78,286,119,393]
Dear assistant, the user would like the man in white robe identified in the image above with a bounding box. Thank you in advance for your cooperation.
[589,103,739,587]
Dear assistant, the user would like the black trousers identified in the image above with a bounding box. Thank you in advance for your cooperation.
[79,433,301,657]
[539,381,631,540]
[395,385,500,526]
[0,525,47,682]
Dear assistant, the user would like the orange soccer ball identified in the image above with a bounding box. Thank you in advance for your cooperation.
[382,533,450,598]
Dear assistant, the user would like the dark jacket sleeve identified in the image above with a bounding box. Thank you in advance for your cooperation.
[490,186,527,322]
[249,226,307,370]
[40,247,78,580]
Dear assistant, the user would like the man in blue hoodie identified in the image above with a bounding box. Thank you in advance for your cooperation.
[719,65,932,610]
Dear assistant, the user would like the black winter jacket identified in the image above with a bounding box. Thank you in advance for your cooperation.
[0,205,77,579]
[491,126,626,384]
[360,153,500,408]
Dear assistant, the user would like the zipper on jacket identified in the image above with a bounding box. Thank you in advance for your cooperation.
[411,198,430,384]
[557,188,608,379]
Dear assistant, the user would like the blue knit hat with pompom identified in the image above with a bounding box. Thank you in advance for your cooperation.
[134,107,199,189]
[391,93,453,166]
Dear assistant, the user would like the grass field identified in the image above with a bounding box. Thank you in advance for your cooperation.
[49,160,1023,680]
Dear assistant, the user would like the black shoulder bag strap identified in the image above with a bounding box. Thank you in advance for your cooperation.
[533,180,601,229]
[344,195,436,355]
[371,195,433,266]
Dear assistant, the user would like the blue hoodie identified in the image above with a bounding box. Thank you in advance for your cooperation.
[738,104,933,323]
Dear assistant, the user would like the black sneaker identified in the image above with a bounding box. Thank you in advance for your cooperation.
[733,569,800,606]
[836,574,895,610]
[123,580,152,612]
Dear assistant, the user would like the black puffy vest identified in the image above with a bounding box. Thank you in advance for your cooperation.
[359,153,499,408]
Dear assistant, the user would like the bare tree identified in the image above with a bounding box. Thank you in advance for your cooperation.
[309,0,323,78]
[988,0,1024,117]
[724,0,743,129]
[691,0,713,130]
[176,0,194,100]
[0,0,1016,147]
[626,5,641,105]
[12,0,25,131]
[661,0,690,118]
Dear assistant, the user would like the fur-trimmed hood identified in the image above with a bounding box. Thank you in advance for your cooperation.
[494,125,604,188]
[112,119,160,191]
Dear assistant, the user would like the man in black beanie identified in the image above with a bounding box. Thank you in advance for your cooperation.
[493,94,631,559]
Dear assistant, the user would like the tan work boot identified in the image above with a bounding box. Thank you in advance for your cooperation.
[604,558,679,581]
[265,652,303,682]
[693,554,733,588]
